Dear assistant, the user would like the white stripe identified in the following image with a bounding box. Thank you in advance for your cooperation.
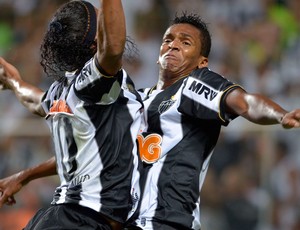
[183,77,222,113]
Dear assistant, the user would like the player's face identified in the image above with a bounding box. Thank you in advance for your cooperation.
[158,23,207,77]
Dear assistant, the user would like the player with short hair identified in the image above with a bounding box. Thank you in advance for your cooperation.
[125,12,300,230]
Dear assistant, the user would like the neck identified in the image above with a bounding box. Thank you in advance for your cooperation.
[156,71,188,90]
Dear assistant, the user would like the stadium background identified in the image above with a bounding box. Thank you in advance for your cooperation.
[0,0,299,229]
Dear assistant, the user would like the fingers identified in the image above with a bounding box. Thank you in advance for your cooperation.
[0,58,13,74]
[0,69,4,90]
[0,190,6,208]
[282,120,299,129]
[0,57,7,87]
[0,57,4,65]
[282,110,300,128]
[0,65,5,90]
[6,196,16,206]
[0,57,8,70]
[0,57,5,76]
[0,190,16,208]
[290,110,300,128]
[0,57,15,90]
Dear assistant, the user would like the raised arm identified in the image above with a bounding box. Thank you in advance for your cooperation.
[96,0,126,75]
[0,57,46,117]
[0,157,56,208]
[225,88,300,129]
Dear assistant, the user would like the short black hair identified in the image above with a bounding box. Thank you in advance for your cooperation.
[171,12,211,57]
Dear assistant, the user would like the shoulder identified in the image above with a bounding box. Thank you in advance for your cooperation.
[190,67,227,82]
[188,67,242,92]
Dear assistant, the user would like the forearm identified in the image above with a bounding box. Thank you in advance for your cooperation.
[0,157,57,208]
[17,157,57,186]
[242,93,287,125]
[232,92,300,128]
[226,89,287,125]
[97,0,126,74]
[12,80,46,117]
[0,57,46,116]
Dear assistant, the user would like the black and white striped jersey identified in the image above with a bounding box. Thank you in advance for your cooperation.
[130,67,242,229]
[41,57,143,223]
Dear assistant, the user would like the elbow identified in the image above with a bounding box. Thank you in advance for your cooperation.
[99,36,126,57]
[96,44,125,75]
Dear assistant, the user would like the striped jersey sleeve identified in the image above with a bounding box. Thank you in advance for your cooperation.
[74,57,123,104]
[179,67,243,125]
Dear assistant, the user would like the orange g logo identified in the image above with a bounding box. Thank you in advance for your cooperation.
[137,133,162,163]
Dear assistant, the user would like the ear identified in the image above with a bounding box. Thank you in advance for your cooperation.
[197,56,208,68]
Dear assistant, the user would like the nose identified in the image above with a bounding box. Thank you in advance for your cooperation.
[168,40,179,50]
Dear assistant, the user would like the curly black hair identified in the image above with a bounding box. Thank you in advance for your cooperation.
[40,1,139,81]
[40,1,94,81]
[171,12,211,58]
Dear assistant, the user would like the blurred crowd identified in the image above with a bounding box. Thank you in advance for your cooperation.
[0,0,299,229]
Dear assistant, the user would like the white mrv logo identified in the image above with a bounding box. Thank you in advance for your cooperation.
[188,80,218,101]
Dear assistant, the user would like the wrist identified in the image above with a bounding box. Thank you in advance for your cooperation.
[16,169,31,186]
[279,112,287,124]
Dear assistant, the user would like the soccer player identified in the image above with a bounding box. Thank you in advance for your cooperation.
[124,13,300,230]
[0,0,143,229]
[2,7,300,230]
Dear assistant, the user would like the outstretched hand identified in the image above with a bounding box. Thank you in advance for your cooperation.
[281,109,300,129]
[0,57,22,90]
[0,173,24,208]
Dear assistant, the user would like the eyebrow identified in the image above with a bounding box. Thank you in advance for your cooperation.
[179,32,194,39]
[163,32,195,40]
[164,32,195,40]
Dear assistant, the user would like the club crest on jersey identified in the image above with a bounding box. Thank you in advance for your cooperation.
[158,95,176,114]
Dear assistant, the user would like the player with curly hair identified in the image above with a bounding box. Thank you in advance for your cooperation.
[0,0,142,229]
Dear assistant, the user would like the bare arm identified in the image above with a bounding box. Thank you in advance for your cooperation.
[96,0,126,75]
[0,157,56,208]
[0,57,46,117]
[226,88,300,129]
